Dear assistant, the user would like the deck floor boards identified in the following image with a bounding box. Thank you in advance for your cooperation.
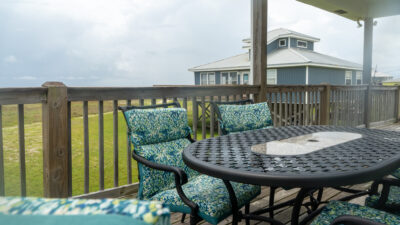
[167,123,400,225]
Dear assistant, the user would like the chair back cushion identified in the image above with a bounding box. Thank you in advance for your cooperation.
[218,102,273,134]
[136,138,199,199]
[123,107,198,199]
[123,108,191,146]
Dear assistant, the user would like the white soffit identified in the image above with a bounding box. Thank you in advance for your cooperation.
[297,0,400,21]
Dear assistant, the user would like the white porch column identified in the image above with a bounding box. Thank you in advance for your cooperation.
[363,17,374,128]
[362,17,374,85]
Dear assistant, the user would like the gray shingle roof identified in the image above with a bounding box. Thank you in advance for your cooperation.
[242,28,320,47]
[189,48,362,72]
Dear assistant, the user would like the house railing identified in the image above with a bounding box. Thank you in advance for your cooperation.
[0,83,399,199]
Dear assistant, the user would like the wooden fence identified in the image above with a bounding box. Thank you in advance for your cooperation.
[0,83,399,199]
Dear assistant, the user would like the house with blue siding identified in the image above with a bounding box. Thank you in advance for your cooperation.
[189,28,364,86]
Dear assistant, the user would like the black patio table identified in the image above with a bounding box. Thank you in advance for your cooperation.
[182,125,400,225]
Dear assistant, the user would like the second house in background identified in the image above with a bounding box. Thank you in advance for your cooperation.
[189,28,365,86]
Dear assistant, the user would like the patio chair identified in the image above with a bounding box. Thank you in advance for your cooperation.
[211,99,273,135]
[310,200,400,225]
[212,99,325,219]
[365,177,400,215]
[0,196,170,225]
[119,102,261,225]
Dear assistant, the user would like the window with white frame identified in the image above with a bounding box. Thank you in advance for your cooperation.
[356,71,362,85]
[221,72,240,84]
[230,72,238,84]
[221,72,229,84]
[279,39,287,47]
[200,73,207,85]
[200,72,215,85]
[243,73,249,84]
[208,73,215,85]
[345,71,352,85]
[297,40,308,48]
[267,69,277,85]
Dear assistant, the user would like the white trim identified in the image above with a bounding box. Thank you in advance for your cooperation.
[208,72,215,85]
[278,39,287,47]
[267,69,277,85]
[200,72,216,85]
[297,40,308,49]
[306,66,309,85]
[345,70,352,85]
[288,37,291,49]
[277,34,319,43]
[220,71,240,85]
[190,63,362,72]
[242,71,250,85]
[242,34,320,46]
[356,71,362,84]
[305,66,309,104]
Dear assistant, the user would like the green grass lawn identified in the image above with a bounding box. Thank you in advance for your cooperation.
[1,100,212,196]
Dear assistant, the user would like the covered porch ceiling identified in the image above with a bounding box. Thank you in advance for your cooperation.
[297,0,400,21]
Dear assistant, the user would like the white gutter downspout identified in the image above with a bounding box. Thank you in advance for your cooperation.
[306,66,309,85]
[305,66,309,104]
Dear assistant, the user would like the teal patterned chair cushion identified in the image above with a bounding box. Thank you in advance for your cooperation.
[391,168,400,179]
[218,102,273,134]
[123,108,191,145]
[311,201,400,225]
[0,197,170,225]
[0,214,149,225]
[150,175,260,225]
[365,186,400,214]
[136,138,199,199]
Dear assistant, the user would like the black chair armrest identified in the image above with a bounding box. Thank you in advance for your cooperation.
[132,152,199,211]
[369,177,400,209]
[330,215,386,225]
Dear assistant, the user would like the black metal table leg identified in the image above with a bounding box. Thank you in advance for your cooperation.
[269,186,277,218]
[223,180,240,225]
[291,188,312,225]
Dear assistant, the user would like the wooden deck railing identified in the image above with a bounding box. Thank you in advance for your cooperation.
[0,83,399,199]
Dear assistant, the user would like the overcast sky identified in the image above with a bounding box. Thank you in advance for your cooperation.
[0,0,399,87]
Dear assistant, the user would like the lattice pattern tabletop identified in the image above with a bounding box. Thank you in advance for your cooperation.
[183,126,400,188]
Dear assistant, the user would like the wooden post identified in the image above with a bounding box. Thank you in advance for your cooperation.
[395,85,400,122]
[251,0,267,103]
[320,84,331,125]
[42,82,69,198]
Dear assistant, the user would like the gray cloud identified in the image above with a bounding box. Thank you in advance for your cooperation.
[0,0,399,87]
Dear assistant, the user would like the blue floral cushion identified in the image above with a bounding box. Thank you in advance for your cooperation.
[136,138,199,199]
[123,108,191,145]
[0,214,149,225]
[217,102,273,134]
[365,186,400,214]
[150,175,260,225]
[0,197,170,225]
[311,201,400,225]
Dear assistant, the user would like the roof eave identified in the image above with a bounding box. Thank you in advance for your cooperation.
[189,62,362,73]
[296,0,400,21]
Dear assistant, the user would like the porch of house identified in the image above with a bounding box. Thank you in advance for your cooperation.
[0,83,400,224]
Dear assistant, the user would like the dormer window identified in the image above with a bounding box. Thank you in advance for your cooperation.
[297,40,308,48]
[279,39,286,47]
